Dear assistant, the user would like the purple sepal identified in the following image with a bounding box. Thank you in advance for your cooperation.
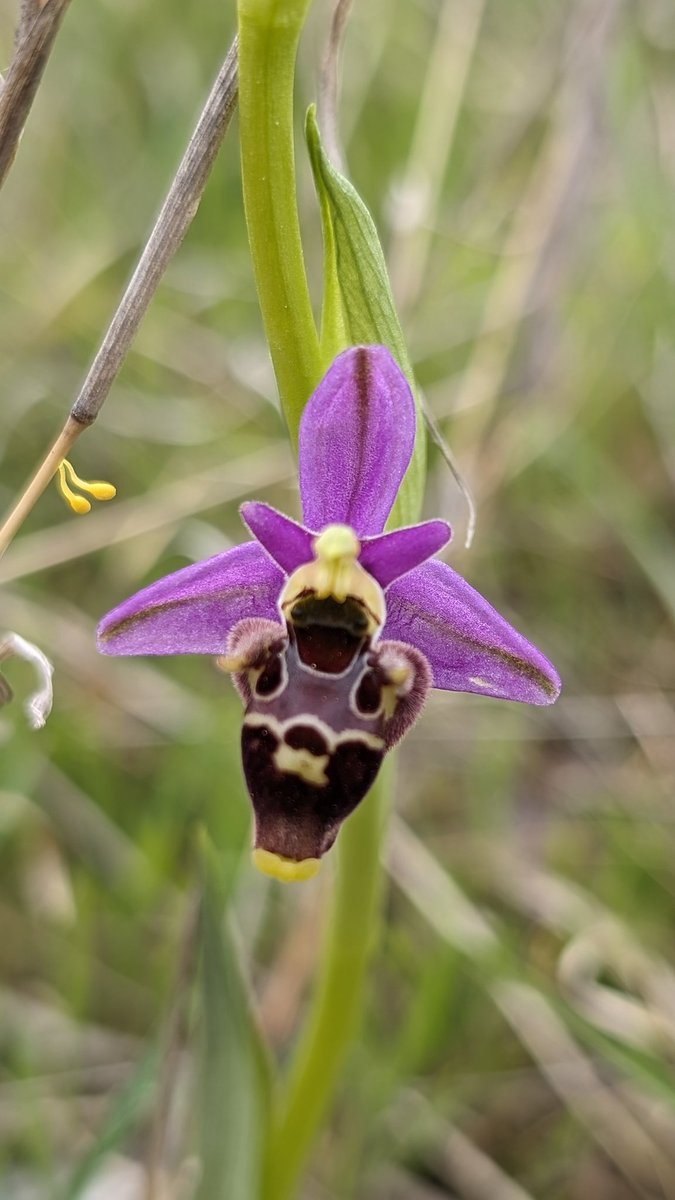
[299,346,416,536]
[240,501,313,575]
[383,559,560,706]
[360,520,451,589]
[97,541,283,656]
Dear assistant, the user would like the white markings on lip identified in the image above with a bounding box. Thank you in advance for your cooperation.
[244,710,385,754]
[273,741,330,786]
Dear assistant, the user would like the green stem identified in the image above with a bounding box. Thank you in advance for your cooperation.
[237,0,323,439]
[239,9,425,1197]
[262,768,389,1200]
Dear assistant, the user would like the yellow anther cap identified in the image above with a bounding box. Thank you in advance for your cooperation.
[85,481,117,501]
[313,524,360,562]
[252,848,321,883]
[56,459,117,514]
[310,524,361,602]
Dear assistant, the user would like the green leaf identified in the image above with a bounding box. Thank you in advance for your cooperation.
[61,1048,158,1200]
[305,105,425,525]
[195,834,271,1200]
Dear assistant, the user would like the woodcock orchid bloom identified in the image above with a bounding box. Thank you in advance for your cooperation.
[98,346,560,881]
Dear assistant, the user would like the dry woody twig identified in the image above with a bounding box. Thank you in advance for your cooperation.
[0,36,239,561]
[0,0,72,189]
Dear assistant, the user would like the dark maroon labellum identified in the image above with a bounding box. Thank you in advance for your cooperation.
[227,598,430,867]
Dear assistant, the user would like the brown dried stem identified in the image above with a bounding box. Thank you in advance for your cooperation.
[0,36,239,562]
[0,0,72,189]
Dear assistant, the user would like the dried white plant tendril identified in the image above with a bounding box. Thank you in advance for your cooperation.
[0,632,54,730]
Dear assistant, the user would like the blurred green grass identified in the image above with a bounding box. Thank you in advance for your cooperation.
[2,0,675,1196]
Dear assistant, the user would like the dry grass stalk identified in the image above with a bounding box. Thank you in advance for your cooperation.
[0,37,239,561]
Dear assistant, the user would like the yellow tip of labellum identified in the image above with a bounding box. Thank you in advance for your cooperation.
[56,459,117,514]
[252,848,321,883]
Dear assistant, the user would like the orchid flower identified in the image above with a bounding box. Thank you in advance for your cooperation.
[98,346,559,881]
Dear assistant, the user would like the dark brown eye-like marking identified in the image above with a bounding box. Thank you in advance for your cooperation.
[255,653,283,696]
[285,723,329,756]
[354,669,382,715]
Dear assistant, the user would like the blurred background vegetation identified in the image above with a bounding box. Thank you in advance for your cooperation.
[2,0,675,1196]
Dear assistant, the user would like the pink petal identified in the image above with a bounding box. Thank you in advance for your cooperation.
[360,520,451,589]
[240,501,313,574]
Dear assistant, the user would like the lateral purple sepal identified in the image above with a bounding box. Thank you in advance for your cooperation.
[382,559,561,706]
[240,501,313,574]
[360,520,452,589]
[299,345,416,536]
[97,541,283,656]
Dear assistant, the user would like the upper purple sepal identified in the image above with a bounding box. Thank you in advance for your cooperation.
[298,345,416,536]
